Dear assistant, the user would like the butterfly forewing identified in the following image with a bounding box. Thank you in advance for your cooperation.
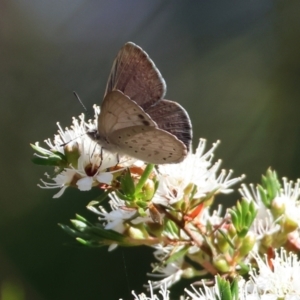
[98,90,157,136]
[105,42,166,110]
[109,126,187,164]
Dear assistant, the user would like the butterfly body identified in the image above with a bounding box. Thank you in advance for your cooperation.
[89,42,192,164]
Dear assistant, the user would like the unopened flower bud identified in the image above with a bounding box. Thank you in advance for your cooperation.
[216,230,230,254]
[261,234,273,249]
[182,267,197,279]
[227,223,237,238]
[238,232,256,257]
[64,143,80,168]
[213,256,230,273]
[184,183,194,197]
[128,225,148,240]
[142,179,155,201]
[283,216,298,234]
[271,197,286,217]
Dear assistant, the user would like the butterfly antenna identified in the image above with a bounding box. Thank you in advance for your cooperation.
[73,91,88,112]
[90,142,98,159]
[59,92,90,147]
[60,132,88,147]
[100,147,104,163]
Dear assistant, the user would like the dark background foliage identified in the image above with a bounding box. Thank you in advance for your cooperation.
[1,1,300,299]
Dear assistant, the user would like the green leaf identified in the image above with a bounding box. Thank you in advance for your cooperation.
[259,169,281,207]
[76,237,104,247]
[75,214,93,226]
[31,143,68,167]
[88,191,110,207]
[31,153,67,166]
[217,229,235,249]
[216,276,232,300]
[60,214,126,248]
[58,223,91,239]
[120,169,135,200]
[229,199,257,238]
[230,278,239,300]
[265,169,281,200]
[165,246,188,264]
[237,261,250,275]
[229,209,238,227]
[135,200,148,209]
[165,219,180,237]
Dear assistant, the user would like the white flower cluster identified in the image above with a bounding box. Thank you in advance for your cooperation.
[32,110,300,300]
[240,178,300,252]
[134,249,300,300]
[33,109,245,286]
[35,107,141,198]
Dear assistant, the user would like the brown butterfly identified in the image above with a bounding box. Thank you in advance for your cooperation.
[88,42,192,164]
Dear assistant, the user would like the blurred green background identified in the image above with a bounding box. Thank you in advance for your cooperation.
[1,0,300,299]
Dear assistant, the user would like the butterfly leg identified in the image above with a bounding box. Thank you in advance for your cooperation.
[99,146,104,167]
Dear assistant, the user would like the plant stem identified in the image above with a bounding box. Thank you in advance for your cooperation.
[135,163,155,195]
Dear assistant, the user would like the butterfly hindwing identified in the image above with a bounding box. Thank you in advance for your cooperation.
[145,99,192,151]
[105,42,166,110]
[109,126,187,164]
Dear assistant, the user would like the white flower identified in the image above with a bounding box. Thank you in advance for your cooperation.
[198,204,224,226]
[36,107,141,197]
[38,169,78,198]
[276,178,300,225]
[152,244,182,262]
[88,194,135,233]
[88,192,150,234]
[130,281,170,300]
[148,261,184,290]
[148,245,196,290]
[185,279,221,300]
[248,248,300,299]
[240,178,300,243]
[153,139,243,206]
